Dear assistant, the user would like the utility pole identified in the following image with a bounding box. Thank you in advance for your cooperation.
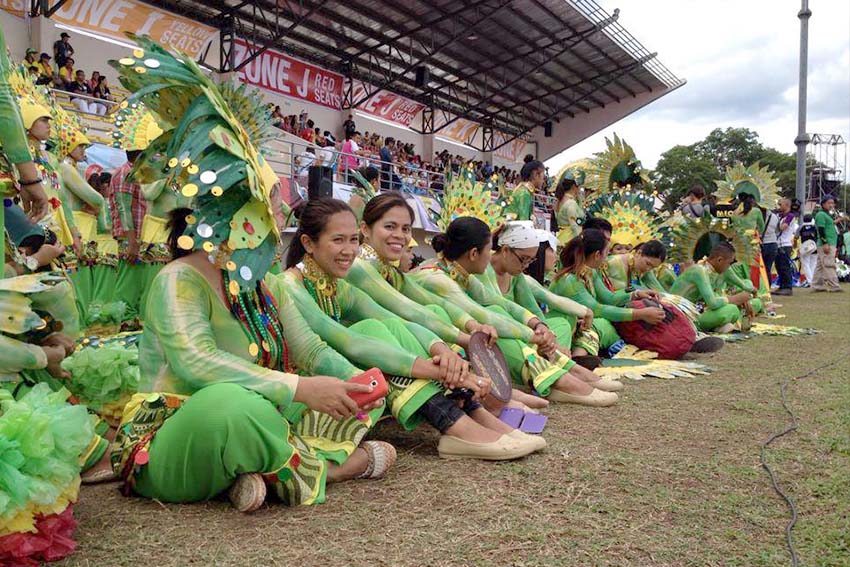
[794,0,811,204]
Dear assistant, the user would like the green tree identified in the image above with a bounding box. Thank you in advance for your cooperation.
[756,147,797,198]
[652,144,718,211]
[693,127,765,171]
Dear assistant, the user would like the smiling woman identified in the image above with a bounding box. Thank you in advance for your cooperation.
[278,198,543,460]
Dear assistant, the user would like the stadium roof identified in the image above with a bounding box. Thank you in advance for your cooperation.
[144,0,683,146]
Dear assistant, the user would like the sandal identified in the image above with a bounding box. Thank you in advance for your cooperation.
[228,473,266,513]
[355,441,397,480]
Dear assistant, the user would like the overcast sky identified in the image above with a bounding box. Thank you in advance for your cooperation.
[545,0,850,172]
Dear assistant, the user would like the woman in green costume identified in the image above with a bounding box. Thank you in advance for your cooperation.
[280,198,543,460]
[549,230,666,358]
[350,192,548,411]
[503,160,543,221]
[552,175,585,245]
[731,191,770,310]
[486,221,623,393]
[669,241,760,333]
[412,217,619,406]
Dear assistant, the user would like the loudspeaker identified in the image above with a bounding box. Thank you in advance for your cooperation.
[308,166,334,200]
[415,66,430,88]
[543,121,553,137]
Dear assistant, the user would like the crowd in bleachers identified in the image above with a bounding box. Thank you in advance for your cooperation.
[22,32,114,116]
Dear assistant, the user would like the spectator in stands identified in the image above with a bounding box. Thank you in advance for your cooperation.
[68,69,106,115]
[53,32,74,68]
[482,161,493,177]
[23,47,38,67]
[317,139,336,169]
[27,65,39,80]
[93,76,112,104]
[295,147,316,176]
[380,137,396,190]
[59,57,75,85]
[341,131,365,181]
[680,185,706,218]
[270,106,284,128]
[343,114,356,139]
[36,53,53,85]
[300,119,315,143]
[523,153,534,163]
[323,130,336,145]
[88,71,100,91]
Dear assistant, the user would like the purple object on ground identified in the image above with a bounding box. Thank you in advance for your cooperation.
[498,407,524,428]
[519,413,547,434]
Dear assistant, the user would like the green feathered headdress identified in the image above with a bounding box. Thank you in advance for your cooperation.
[665,215,756,265]
[109,35,281,293]
[585,189,666,247]
[584,134,651,195]
[714,162,781,209]
[430,165,504,231]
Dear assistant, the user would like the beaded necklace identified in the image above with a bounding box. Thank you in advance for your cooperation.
[360,243,404,290]
[300,255,342,321]
[626,253,640,292]
[437,258,470,287]
[223,271,290,372]
[576,266,596,297]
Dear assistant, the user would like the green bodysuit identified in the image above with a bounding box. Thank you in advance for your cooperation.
[668,262,756,331]
[504,181,534,221]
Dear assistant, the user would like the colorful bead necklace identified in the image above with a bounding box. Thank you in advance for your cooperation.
[223,271,290,372]
[301,254,342,321]
[360,243,403,290]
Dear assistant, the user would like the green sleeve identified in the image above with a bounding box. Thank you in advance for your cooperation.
[278,274,418,377]
[411,270,535,341]
[400,274,474,331]
[677,266,728,310]
[345,260,462,345]
[0,334,47,376]
[513,188,533,220]
[58,161,104,210]
[97,202,111,232]
[338,279,441,353]
[0,26,32,165]
[115,191,135,233]
[265,276,359,379]
[524,274,587,318]
[722,267,754,293]
[510,274,546,320]
[144,266,300,406]
[592,271,631,306]
[550,274,634,322]
[467,266,537,325]
[640,269,667,293]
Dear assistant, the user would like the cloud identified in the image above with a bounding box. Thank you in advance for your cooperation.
[546,0,850,170]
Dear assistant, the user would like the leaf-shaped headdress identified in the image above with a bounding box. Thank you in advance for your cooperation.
[550,159,590,194]
[584,134,651,195]
[665,215,756,266]
[112,100,163,152]
[713,162,781,209]
[9,63,88,159]
[430,165,504,231]
[109,34,280,293]
[585,189,664,247]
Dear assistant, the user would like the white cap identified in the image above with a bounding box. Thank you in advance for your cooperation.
[536,229,558,251]
[499,221,539,249]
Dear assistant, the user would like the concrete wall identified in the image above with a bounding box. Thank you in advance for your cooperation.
[2,10,32,60]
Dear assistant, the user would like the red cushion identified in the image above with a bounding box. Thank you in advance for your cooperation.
[614,299,696,359]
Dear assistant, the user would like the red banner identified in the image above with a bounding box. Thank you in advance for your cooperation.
[232,39,343,110]
[494,133,528,163]
[352,81,425,127]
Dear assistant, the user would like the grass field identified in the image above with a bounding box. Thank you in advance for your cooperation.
[59,287,849,567]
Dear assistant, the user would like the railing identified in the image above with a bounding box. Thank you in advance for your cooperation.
[50,88,121,115]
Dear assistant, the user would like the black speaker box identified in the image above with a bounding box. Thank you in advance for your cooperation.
[544,121,553,137]
[415,66,430,88]
[308,165,334,200]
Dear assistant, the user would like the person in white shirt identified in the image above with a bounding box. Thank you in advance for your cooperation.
[773,198,798,295]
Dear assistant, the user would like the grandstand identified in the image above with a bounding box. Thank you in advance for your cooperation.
[2,0,683,235]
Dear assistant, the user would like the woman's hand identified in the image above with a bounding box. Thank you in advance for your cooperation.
[580,308,594,331]
[466,321,498,345]
[636,307,665,325]
[430,343,469,389]
[42,345,70,379]
[33,243,65,268]
[728,291,753,306]
[294,376,377,421]
[40,333,75,356]
[632,289,658,301]
[458,372,491,401]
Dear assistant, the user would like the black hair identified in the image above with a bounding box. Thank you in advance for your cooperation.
[431,217,491,261]
[362,192,414,228]
[385,137,395,146]
[803,213,813,222]
[686,185,706,199]
[740,192,757,215]
[582,216,613,234]
[709,241,736,258]
[167,208,193,260]
[556,229,608,279]
[524,242,549,284]
[359,166,379,184]
[637,239,667,262]
[285,198,355,268]
[126,149,142,162]
[520,160,544,181]
[550,176,579,232]
[28,65,38,72]
[523,153,534,163]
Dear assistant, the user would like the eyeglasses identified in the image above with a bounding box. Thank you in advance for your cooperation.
[510,248,536,267]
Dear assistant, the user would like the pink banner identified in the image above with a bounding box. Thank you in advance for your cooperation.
[232,39,343,110]
[351,82,426,127]
[494,133,528,163]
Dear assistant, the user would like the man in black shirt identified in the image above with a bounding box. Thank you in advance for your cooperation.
[53,32,74,67]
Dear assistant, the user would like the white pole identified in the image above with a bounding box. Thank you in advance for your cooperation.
[794,0,812,204]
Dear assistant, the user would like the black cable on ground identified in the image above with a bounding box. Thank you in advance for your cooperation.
[759,355,844,567]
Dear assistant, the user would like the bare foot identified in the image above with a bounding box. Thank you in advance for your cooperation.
[510,388,549,410]
[326,447,369,483]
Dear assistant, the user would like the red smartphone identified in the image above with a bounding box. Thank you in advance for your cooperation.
[348,368,389,408]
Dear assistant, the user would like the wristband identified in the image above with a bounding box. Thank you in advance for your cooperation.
[18,178,43,187]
